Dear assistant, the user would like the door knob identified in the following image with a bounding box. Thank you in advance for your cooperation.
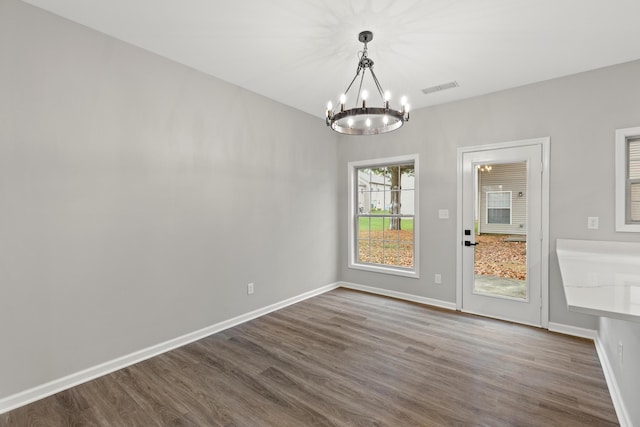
[464,241,479,246]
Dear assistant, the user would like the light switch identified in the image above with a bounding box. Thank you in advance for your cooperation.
[438,209,449,219]
[587,217,599,230]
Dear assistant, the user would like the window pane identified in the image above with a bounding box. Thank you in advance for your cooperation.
[631,182,640,222]
[488,208,510,224]
[357,168,386,214]
[358,214,414,266]
[383,240,400,266]
[383,216,402,232]
[357,184,367,214]
[351,157,417,274]
[367,239,384,264]
[381,166,390,189]
[629,139,640,179]
[360,215,381,233]
[487,192,511,208]
[400,190,414,214]
[384,226,400,241]
[357,240,371,264]
[400,218,414,231]
[629,160,640,180]
[357,216,371,239]
[628,138,640,221]
[400,243,414,267]
[401,165,415,190]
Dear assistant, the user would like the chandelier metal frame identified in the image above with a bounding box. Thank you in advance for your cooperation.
[325,31,409,136]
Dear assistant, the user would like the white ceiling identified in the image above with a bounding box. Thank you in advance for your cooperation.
[22,0,640,118]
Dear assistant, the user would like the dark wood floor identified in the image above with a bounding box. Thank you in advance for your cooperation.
[1,288,619,426]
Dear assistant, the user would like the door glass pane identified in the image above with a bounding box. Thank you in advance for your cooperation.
[474,162,527,300]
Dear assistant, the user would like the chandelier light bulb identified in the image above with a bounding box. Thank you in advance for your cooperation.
[384,91,391,101]
[365,118,372,127]
[400,96,407,106]
[340,94,346,104]
[383,116,389,124]
[348,118,354,127]
[405,103,411,113]
[362,90,369,101]
[327,101,333,111]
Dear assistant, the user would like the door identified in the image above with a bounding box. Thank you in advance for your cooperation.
[461,144,543,326]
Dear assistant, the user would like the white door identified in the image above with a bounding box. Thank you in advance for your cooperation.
[460,143,544,327]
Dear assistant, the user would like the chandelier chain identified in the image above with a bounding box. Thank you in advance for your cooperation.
[355,70,365,106]
[343,72,360,103]
[369,68,385,100]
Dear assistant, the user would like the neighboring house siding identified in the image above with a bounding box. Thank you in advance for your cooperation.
[358,171,415,214]
[478,162,527,235]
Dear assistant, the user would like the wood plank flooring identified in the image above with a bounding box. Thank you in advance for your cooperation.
[0,288,619,426]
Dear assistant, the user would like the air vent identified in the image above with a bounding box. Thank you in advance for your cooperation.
[421,81,459,95]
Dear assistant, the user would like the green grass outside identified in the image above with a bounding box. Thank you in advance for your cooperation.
[358,216,414,232]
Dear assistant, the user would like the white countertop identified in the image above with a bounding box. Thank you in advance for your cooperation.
[556,239,640,323]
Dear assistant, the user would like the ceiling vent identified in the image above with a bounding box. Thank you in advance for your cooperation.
[421,81,459,95]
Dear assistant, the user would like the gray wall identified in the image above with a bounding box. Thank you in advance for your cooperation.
[338,58,640,424]
[339,58,640,325]
[599,317,640,424]
[0,0,338,399]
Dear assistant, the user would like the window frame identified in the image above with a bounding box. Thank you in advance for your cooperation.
[348,154,419,278]
[615,127,640,232]
[485,190,512,225]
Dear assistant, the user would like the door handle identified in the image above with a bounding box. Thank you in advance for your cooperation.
[464,241,479,246]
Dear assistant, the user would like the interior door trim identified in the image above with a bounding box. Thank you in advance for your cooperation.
[456,137,550,328]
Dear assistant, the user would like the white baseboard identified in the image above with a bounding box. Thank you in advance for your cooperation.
[0,282,341,415]
[547,322,597,340]
[339,281,457,310]
[594,334,631,427]
[462,309,543,329]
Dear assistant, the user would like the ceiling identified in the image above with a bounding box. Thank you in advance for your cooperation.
[22,0,640,118]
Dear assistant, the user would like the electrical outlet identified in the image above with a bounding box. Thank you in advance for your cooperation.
[587,216,599,229]
[618,341,624,365]
[247,282,254,295]
[434,274,442,284]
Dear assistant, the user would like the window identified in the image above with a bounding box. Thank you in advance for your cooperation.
[486,191,512,224]
[348,155,419,278]
[616,127,640,232]
[627,138,640,222]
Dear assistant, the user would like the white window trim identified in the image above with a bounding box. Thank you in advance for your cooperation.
[485,190,512,225]
[348,154,419,278]
[615,126,640,232]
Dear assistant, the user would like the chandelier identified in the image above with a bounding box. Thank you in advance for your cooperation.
[325,31,410,136]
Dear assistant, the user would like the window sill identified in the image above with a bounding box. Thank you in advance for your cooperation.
[348,262,420,279]
[615,222,640,233]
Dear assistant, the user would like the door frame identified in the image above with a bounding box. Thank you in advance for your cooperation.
[456,137,550,328]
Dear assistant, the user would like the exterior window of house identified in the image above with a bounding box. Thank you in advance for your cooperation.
[348,155,419,278]
[486,191,512,224]
[627,138,640,222]
[616,127,640,232]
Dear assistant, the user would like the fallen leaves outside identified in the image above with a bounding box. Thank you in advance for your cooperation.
[358,230,413,267]
[474,234,526,280]
[356,231,526,277]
